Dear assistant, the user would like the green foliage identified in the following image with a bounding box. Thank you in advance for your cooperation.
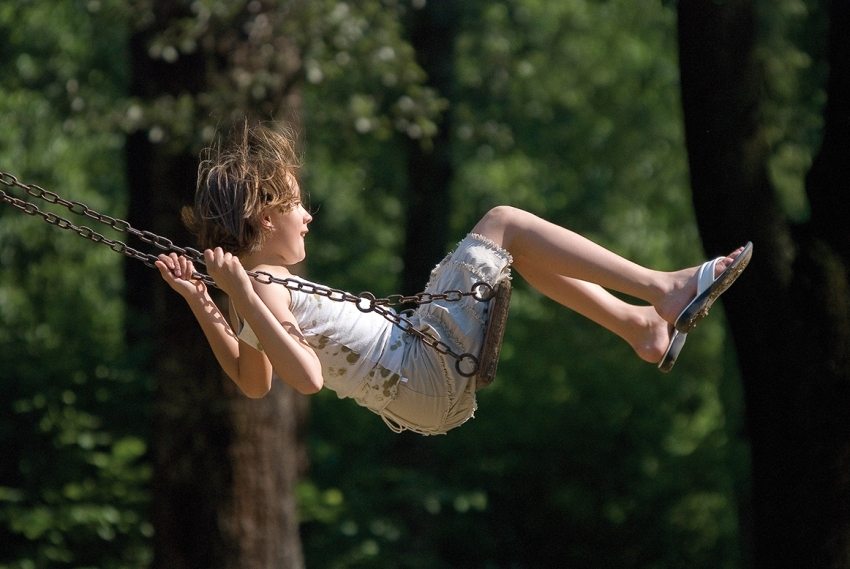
[301,1,748,568]
[757,0,827,222]
[0,2,151,567]
[120,0,445,155]
[450,0,698,258]
[1,0,825,567]
[298,0,447,143]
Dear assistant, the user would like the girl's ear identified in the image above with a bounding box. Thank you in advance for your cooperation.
[260,210,274,229]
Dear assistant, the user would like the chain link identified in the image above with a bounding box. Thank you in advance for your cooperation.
[0,184,219,288]
[1,170,494,376]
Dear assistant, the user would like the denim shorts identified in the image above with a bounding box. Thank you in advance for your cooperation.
[379,233,512,435]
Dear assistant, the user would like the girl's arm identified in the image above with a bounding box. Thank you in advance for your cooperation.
[201,248,323,396]
[225,274,324,396]
[155,252,322,397]
[155,253,244,387]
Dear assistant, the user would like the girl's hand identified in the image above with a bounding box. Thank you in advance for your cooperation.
[155,253,206,299]
[204,247,254,298]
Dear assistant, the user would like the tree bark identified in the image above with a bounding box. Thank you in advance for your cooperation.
[126,2,306,567]
[402,2,459,294]
[677,1,850,567]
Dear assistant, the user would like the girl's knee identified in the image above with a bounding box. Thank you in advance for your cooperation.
[472,206,523,247]
[483,205,524,227]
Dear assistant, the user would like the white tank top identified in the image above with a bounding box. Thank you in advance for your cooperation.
[237,277,408,412]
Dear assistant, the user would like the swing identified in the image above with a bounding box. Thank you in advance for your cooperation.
[0,170,511,389]
[476,277,511,390]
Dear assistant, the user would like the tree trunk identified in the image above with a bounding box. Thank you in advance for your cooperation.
[402,2,459,294]
[677,1,850,567]
[126,3,306,567]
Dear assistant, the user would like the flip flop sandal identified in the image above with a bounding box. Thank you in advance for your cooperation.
[674,241,753,334]
[658,329,687,373]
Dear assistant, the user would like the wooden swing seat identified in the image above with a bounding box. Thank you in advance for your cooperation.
[475,279,512,390]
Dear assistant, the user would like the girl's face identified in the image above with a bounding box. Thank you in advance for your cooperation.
[265,179,312,265]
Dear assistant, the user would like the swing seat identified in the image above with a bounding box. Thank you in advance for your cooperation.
[475,279,512,390]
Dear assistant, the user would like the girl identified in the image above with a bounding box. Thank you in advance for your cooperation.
[156,124,751,435]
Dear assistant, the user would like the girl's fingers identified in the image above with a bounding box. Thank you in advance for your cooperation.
[155,256,172,275]
[155,259,180,282]
[154,253,201,281]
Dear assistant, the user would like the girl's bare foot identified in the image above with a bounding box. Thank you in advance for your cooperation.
[628,306,678,364]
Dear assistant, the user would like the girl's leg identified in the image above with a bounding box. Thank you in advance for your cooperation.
[472,206,742,325]
[518,263,671,363]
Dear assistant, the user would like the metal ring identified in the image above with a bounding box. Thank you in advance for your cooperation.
[455,353,479,377]
[357,291,376,313]
[471,281,494,301]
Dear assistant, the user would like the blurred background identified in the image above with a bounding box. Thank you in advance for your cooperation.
[0,1,837,568]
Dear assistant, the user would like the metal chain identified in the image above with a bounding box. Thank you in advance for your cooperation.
[0,170,493,376]
[0,170,207,263]
[0,184,219,289]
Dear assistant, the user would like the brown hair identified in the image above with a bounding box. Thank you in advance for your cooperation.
[182,122,301,256]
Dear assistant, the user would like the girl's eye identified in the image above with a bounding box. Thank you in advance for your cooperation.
[281,201,302,214]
